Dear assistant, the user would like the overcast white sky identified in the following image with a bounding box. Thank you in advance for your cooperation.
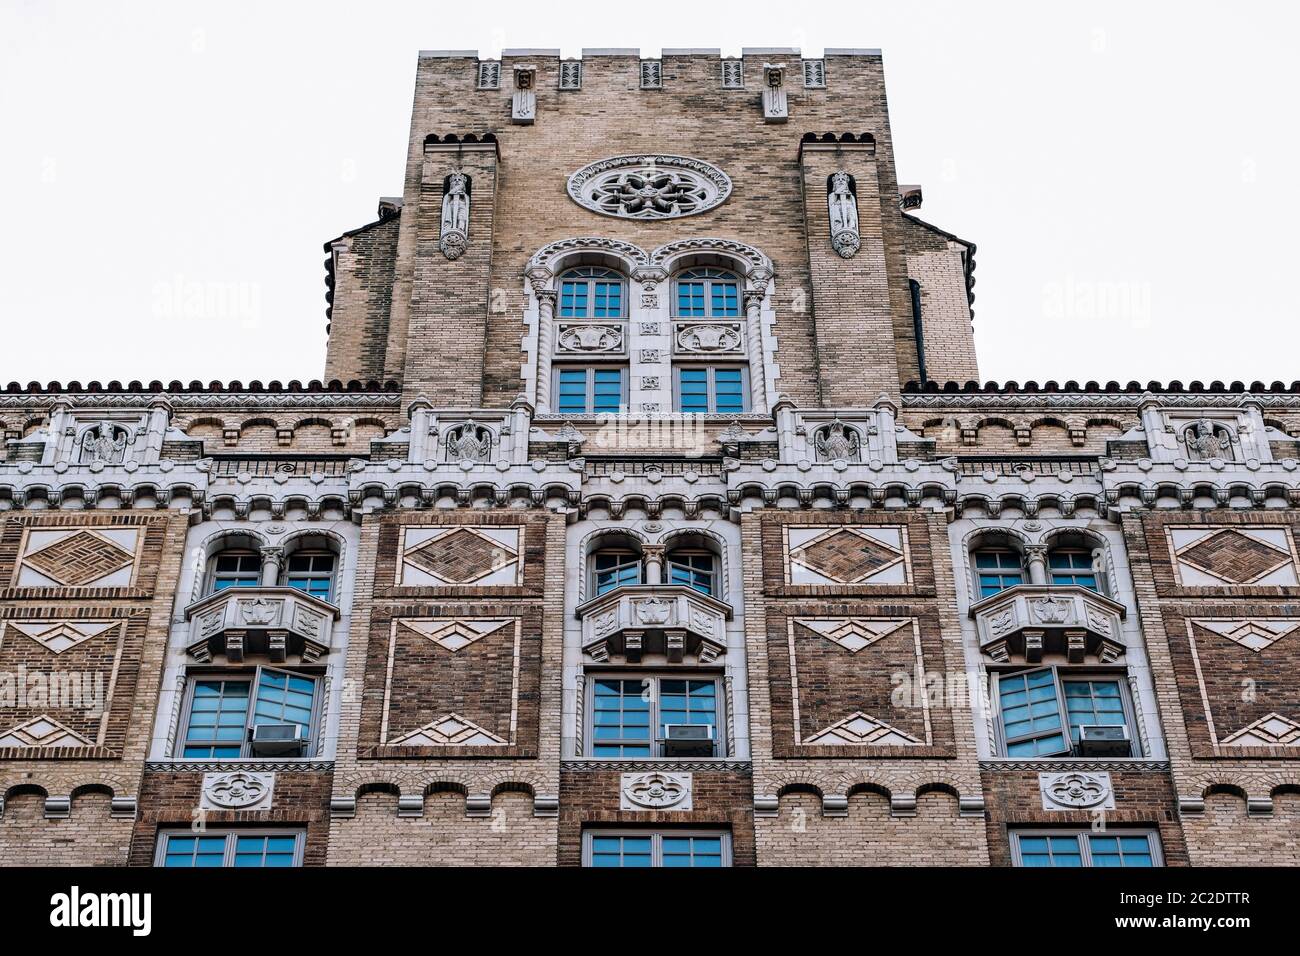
[1,0,1296,386]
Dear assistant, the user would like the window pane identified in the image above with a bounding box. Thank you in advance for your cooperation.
[183,679,251,758]
[590,679,653,756]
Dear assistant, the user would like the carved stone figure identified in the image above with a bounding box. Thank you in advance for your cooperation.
[814,419,861,462]
[1184,418,1232,460]
[78,423,131,464]
[445,420,492,462]
[439,169,470,260]
[828,170,861,259]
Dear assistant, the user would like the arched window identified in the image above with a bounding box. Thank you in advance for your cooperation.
[208,548,261,594]
[665,533,721,597]
[559,267,626,319]
[673,267,739,318]
[972,539,1024,599]
[1047,532,1105,594]
[590,535,644,595]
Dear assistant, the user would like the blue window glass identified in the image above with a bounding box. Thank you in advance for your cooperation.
[183,679,251,758]
[668,551,715,595]
[285,552,335,601]
[253,671,317,732]
[662,835,724,867]
[674,268,739,317]
[559,267,625,318]
[556,367,625,415]
[1063,679,1128,749]
[211,552,260,592]
[659,679,717,746]
[593,550,641,594]
[1049,549,1098,590]
[676,367,746,414]
[974,549,1024,598]
[714,368,744,414]
[160,832,301,868]
[1018,835,1083,867]
[1016,832,1158,867]
[161,835,228,868]
[590,835,653,867]
[999,669,1069,757]
[591,679,652,757]
[1089,835,1155,867]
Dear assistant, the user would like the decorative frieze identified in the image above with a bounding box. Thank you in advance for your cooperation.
[1039,771,1115,811]
[201,771,276,811]
[620,771,692,811]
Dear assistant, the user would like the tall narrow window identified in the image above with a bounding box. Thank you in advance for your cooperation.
[559,267,625,318]
[673,268,739,317]
[676,366,747,414]
[555,367,626,415]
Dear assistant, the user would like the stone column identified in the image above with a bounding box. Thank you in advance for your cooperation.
[1024,545,1048,586]
[643,544,666,585]
[743,280,769,412]
[529,270,557,412]
[259,546,284,587]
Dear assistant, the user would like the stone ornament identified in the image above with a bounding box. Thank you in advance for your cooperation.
[556,323,624,354]
[567,155,732,220]
[828,170,861,259]
[511,66,536,124]
[443,420,493,462]
[620,771,692,811]
[813,419,861,462]
[675,322,744,354]
[1183,417,1234,461]
[762,63,788,122]
[439,169,470,260]
[1038,771,1114,811]
[201,770,275,811]
[77,422,134,464]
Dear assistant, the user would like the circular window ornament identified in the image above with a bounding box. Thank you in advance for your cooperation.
[567,154,732,220]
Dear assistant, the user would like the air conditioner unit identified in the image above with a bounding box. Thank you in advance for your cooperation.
[662,724,714,757]
[1076,725,1131,757]
[250,723,307,757]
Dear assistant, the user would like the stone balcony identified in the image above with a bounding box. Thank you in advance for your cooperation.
[184,586,339,663]
[970,584,1125,663]
[576,584,731,664]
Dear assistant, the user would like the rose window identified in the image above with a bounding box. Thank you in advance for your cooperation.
[568,155,731,220]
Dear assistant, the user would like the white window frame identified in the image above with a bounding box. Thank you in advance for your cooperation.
[1010,829,1163,867]
[154,829,306,867]
[584,672,727,759]
[582,829,732,867]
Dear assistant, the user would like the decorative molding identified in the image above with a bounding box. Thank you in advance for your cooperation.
[561,759,751,773]
[145,760,333,772]
[1038,770,1115,811]
[620,771,692,811]
[980,759,1169,772]
[201,770,276,811]
[567,155,732,220]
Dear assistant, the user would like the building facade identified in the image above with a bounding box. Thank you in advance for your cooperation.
[2,48,1298,868]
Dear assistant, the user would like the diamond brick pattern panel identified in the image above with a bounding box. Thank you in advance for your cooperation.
[404,528,513,584]
[1179,530,1291,584]
[22,530,136,586]
[792,529,899,584]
